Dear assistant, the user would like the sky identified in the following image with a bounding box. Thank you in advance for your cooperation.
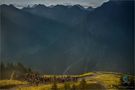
[0,0,109,8]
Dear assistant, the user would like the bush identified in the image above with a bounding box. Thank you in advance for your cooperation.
[51,82,58,90]
[79,79,87,90]
[64,83,71,90]
[71,84,77,90]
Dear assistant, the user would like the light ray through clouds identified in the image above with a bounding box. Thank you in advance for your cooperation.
[63,56,85,75]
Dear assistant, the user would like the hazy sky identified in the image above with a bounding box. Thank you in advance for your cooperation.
[1,0,109,8]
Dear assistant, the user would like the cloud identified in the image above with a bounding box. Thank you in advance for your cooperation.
[1,0,109,8]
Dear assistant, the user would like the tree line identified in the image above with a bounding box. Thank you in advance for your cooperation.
[0,62,32,80]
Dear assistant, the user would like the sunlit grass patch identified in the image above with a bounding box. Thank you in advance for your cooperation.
[0,80,28,89]
[17,84,52,90]
[94,73,121,89]
[79,72,95,77]
[17,83,66,90]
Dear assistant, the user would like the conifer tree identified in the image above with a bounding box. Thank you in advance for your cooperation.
[64,82,71,90]
[51,81,58,90]
[71,84,77,90]
[79,79,87,90]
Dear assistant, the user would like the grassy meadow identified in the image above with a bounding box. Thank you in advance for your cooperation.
[0,72,134,90]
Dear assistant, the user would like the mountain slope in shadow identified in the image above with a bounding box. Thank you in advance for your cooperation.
[0,0,134,74]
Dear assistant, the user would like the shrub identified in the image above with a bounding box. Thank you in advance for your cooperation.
[79,79,87,90]
[51,82,58,90]
[64,83,71,90]
[71,84,77,90]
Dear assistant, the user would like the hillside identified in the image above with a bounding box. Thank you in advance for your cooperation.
[0,0,134,74]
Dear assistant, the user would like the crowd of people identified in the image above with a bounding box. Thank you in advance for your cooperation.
[24,73,78,85]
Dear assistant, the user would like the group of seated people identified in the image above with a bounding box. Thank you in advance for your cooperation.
[24,73,78,85]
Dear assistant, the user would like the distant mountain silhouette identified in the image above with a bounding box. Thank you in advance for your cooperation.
[0,0,134,74]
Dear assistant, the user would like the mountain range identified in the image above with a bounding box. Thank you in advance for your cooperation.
[0,0,134,74]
